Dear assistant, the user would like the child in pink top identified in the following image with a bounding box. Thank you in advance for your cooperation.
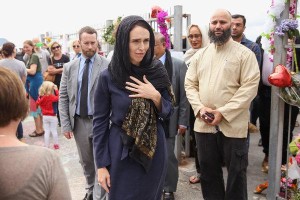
[36,81,59,149]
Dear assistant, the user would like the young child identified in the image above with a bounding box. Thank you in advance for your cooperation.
[36,81,59,149]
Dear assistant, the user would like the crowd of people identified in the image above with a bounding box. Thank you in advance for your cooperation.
[0,8,298,200]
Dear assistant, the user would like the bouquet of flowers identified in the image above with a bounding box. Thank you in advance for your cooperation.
[269,19,300,107]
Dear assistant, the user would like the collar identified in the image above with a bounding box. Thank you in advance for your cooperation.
[80,54,96,64]
[240,34,247,44]
[158,52,166,65]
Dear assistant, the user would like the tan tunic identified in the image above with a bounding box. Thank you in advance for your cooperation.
[185,38,260,138]
[0,146,72,200]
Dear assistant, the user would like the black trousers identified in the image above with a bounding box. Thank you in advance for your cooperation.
[250,95,260,125]
[195,131,248,200]
[189,106,200,174]
[259,95,299,164]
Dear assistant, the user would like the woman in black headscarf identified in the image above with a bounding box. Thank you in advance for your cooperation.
[93,15,175,199]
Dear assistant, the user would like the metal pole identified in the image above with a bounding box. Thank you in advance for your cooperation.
[173,5,182,51]
[186,14,191,50]
[105,20,114,55]
[267,1,289,199]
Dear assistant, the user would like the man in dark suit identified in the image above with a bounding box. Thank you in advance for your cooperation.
[154,32,189,200]
[59,26,109,200]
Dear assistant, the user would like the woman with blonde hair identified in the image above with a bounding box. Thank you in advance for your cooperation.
[47,41,70,126]
[71,39,81,59]
[183,24,210,184]
[36,81,59,149]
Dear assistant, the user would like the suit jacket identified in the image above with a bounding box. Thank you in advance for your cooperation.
[168,57,189,137]
[59,54,109,133]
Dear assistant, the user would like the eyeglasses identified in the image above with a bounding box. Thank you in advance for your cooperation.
[73,45,80,48]
[51,46,60,50]
[188,34,202,39]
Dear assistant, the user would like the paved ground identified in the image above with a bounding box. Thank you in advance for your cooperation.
[22,115,293,200]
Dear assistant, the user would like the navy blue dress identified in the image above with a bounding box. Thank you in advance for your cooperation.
[93,69,173,200]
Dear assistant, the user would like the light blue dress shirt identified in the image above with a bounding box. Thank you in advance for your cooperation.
[76,55,95,116]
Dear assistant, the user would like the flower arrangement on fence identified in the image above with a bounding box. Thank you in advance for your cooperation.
[156,10,171,49]
[102,16,122,45]
[285,135,300,199]
[268,18,300,107]
[151,5,171,49]
[261,0,298,64]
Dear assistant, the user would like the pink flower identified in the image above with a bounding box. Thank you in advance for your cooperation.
[157,10,170,49]
[295,153,300,164]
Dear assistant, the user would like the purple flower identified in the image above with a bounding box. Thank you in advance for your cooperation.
[275,19,298,38]
[157,10,170,49]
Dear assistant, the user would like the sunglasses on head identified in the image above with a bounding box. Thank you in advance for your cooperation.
[73,45,80,48]
[51,46,60,50]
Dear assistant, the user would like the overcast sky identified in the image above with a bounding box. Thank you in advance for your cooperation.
[1,0,271,48]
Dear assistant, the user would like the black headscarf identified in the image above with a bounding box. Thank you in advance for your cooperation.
[109,15,175,172]
[164,48,173,82]
[109,15,170,89]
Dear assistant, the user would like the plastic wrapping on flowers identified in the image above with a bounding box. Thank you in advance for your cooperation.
[278,50,300,106]
[272,18,300,108]
[279,73,300,108]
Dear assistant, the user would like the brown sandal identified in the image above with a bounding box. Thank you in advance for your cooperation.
[189,174,200,184]
[29,130,45,137]
[253,181,268,194]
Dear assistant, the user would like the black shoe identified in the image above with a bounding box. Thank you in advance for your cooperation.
[258,138,262,146]
[163,192,175,200]
[83,191,93,200]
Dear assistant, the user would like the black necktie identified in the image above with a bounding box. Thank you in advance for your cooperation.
[80,58,90,117]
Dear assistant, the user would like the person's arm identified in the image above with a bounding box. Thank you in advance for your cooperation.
[177,61,189,134]
[26,55,40,75]
[36,96,42,106]
[26,64,37,75]
[58,63,72,138]
[50,88,59,102]
[93,72,111,193]
[184,54,205,118]
[53,67,63,75]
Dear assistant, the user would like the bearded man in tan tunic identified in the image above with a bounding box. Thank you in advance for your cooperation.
[185,9,260,200]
